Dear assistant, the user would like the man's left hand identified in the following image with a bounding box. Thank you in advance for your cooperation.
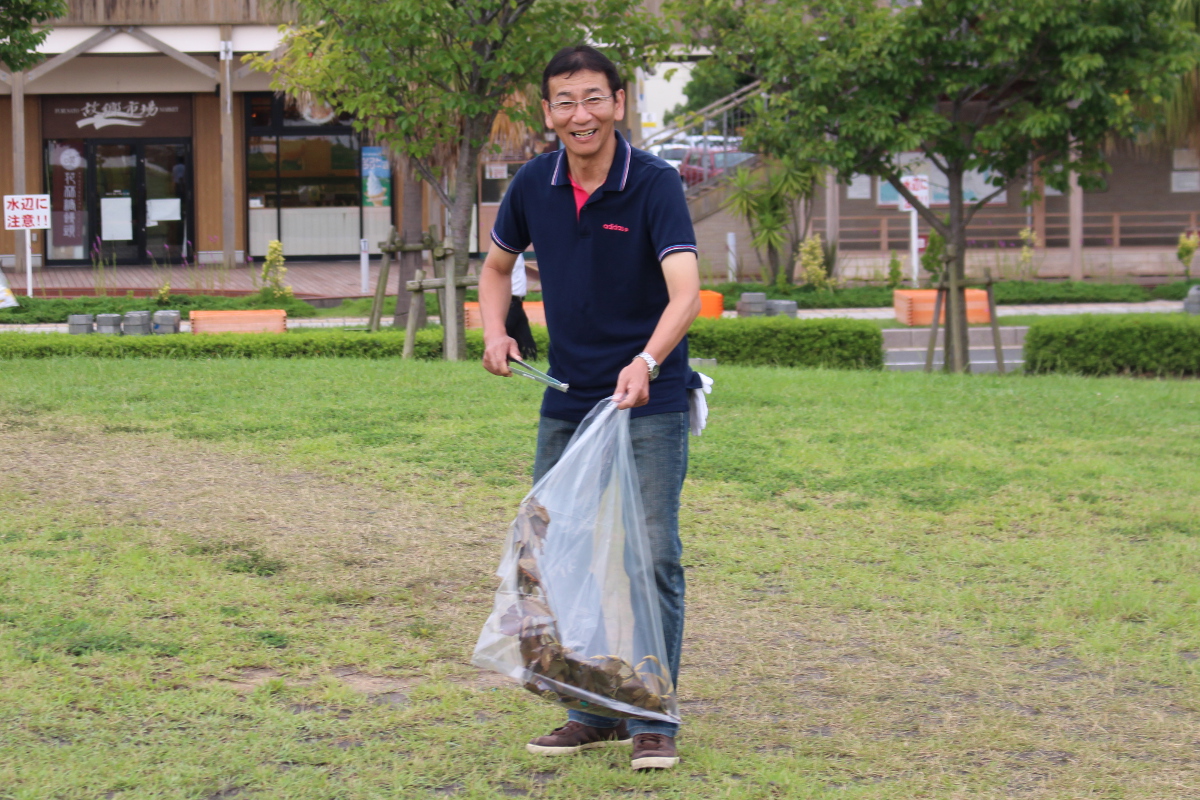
[614,358,651,409]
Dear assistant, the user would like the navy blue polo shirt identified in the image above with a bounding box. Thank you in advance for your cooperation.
[491,130,699,422]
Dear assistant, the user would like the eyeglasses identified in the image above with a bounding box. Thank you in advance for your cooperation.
[547,95,614,115]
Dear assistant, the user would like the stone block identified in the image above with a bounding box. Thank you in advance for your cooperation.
[1185,285,1200,315]
[764,299,798,317]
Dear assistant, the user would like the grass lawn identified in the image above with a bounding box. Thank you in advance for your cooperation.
[1,360,1198,799]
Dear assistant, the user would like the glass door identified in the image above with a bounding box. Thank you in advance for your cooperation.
[93,143,137,262]
[144,143,189,261]
[88,140,191,264]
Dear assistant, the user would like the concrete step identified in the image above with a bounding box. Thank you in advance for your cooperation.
[887,359,1025,373]
[882,325,1029,350]
[885,346,1024,365]
[885,344,1025,373]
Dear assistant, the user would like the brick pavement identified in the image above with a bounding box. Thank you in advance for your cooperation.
[1,260,395,300]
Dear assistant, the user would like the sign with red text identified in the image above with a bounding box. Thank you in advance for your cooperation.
[4,195,51,230]
[897,175,929,212]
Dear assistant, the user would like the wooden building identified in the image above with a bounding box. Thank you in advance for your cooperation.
[0,0,427,275]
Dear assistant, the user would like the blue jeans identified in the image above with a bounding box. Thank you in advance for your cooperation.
[533,410,688,739]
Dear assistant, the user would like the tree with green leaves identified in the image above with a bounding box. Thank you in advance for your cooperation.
[1161,0,1200,147]
[1,0,65,71]
[665,58,755,123]
[676,0,1200,371]
[251,0,669,358]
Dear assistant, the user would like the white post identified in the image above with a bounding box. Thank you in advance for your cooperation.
[726,232,737,283]
[24,231,33,297]
[360,238,370,294]
[910,208,919,285]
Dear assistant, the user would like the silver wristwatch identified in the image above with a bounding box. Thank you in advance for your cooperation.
[635,352,660,381]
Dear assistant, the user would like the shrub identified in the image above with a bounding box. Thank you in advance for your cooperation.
[0,293,318,324]
[796,234,830,291]
[991,281,1149,305]
[921,231,946,283]
[259,240,293,300]
[688,317,882,369]
[1150,280,1200,301]
[0,319,881,370]
[704,282,895,309]
[1178,232,1199,282]
[1024,315,1200,376]
[0,326,551,361]
[703,280,1153,310]
[886,251,903,289]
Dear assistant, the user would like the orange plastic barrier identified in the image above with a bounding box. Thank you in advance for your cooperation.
[190,309,287,334]
[698,290,725,319]
[893,289,990,326]
[464,301,547,330]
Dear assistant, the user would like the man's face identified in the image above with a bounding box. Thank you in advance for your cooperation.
[543,69,625,159]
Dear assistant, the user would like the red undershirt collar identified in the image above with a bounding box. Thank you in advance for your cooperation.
[567,173,589,220]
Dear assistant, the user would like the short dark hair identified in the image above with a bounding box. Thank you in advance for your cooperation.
[541,45,623,101]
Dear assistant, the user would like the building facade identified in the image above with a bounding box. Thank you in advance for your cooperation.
[0,0,415,273]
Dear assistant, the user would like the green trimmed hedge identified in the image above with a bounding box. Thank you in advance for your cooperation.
[704,282,895,309]
[688,317,882,369]
[0,291,319,324]
[0,318,880,369]
[1149,280,1200,301]
[703,280,1160,310]
[1024,314,1200,376]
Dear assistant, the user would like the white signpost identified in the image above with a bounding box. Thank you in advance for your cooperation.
[4,194,51,298]
[898,176,929,284]
[726,231,738,283]
[360,238,370,294]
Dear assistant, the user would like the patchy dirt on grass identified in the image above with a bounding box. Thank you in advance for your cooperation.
[4,416,1200,798]
[1,416,502,619]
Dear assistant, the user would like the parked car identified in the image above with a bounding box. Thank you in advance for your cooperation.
[683,134,742,148]
[645,142,689,171]
[678,147,756,187]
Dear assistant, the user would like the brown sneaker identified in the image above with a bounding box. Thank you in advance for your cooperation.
[525,720,631,756]
[631,733,679,770]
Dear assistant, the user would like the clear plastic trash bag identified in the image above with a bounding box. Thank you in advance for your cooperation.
[472,399,680,724]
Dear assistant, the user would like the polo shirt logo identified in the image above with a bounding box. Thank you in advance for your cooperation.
[603,223,630,232]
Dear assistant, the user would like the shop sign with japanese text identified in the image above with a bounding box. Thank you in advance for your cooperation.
[42,95,192,139]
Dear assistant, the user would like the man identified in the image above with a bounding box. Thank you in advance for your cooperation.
[479,45,701,771]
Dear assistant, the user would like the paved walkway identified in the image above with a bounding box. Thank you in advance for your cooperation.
[2,260,388,300]
[0,260,1185,331]
[788,300,1181,320]
[1,300,1184,335]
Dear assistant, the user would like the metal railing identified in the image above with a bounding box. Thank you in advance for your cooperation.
[831,210,1199,252]
[642,79,762,149]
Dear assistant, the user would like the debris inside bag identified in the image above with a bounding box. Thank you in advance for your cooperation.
[500,497,674,715]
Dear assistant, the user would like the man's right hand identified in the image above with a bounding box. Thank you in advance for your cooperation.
[483,334,522,376]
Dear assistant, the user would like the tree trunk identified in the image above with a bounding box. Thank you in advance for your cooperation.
[944,167,970,373]
[765,244,779,286]
[393,158,426,330]
[442,124,485,361]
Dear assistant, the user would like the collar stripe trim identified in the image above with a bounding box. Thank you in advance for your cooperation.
[618,136,632,191]
[491,229,523,254]
[550,149,565,185]
[658,243,698,261]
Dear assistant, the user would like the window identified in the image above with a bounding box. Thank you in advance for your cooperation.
[246,94,368,257]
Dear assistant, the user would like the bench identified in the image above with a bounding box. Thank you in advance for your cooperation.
[893,289,990,326]
[190,309,288,334]
[463,301,546,329]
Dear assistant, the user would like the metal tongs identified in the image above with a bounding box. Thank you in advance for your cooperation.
[508,357,569,392]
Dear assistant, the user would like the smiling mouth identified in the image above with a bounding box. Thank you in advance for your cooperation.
[570,129,597,140]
